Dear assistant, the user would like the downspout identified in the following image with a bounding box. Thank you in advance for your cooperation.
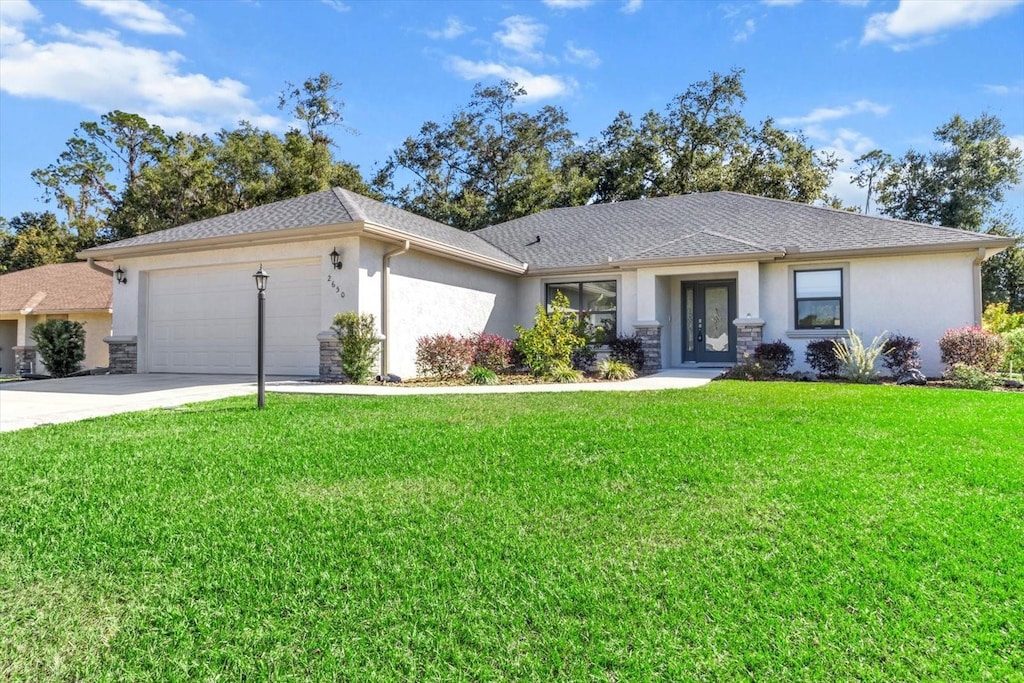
[972,247,986,324]
[380,240,410,378]
[87,258,114,276]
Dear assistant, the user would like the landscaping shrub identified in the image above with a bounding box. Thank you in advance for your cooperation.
[609,333,645,371]
[834,330,888,383]
[416,334,473,378]
[547,362,583,383]
[571,345,597,372]
[332,312,382,384]
[466,365,499,385]
[1000,327,1024,374]
[805,339,843,378]
[720,359,776,381]
[30,319,86,378]
[514,291,586,375]
[596,358,636,380]
[938,326,1004,372]
[470,333,513,373]
[982,302,1024,334]
[881,334,921,377]
[945,363,995,391]
[753,339,794,374]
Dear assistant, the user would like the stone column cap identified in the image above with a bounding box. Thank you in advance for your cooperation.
[733,317,766,327]
[103,335,138,344]
[634,320,663,328]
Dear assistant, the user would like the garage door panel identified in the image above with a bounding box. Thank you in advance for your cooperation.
[147,262,320,375]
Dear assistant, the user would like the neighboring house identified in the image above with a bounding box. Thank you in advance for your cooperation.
[78,189,1012,379]
[0,262,113,375]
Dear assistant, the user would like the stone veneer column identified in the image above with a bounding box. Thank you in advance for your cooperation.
[104,336,137,374]
[633,322,662,373]
[317,331,345,381]
[733,318,766,361]
[12,346,37,375]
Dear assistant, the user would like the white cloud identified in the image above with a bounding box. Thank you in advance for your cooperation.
[778,99,890,126]
[762,0,802,6]
[564,41,600,68]
[0,0,42,45]
[733,18,756,41]
[0,21,284,133]
[542,0,595,8]
[445,56,576,101]
[812,127,881,212]
[983,83,1024,96]
[320,0,350,13]
[424,16,471,40]
[862,0,1022,49]
[1010,135,1024,153]
[494,15,546,61]
[621,0,643,13]
[78,0,184,36]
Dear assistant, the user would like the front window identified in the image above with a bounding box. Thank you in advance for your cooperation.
[794,269,843,329]
[546,280,617,342]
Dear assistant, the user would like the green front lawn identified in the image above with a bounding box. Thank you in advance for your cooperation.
[1,383,1021,680]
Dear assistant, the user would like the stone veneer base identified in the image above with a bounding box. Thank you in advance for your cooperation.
[104,336,138,374]
[633,323,663,373]
[733,318,766,361]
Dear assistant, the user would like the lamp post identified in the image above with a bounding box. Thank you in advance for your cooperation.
[253,264,269,410]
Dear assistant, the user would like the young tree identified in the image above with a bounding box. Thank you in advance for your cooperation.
[852,149,892,214]
[0,212,76,273]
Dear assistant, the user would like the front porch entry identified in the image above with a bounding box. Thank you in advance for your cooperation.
[681,280,737,364]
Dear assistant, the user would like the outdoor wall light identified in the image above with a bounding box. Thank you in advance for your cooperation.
[330,248,343,270]
[114,266,127,285]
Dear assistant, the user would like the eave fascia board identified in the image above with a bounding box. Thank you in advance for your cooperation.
[361,222,527,275]
[76,222,363,260]
[780,238,1016,262]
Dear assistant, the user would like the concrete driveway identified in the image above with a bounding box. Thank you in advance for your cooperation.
[0,374,290,432]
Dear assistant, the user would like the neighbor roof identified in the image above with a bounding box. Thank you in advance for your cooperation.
[0,262,113,314]
[475,191,1012,270]
[81,188,524,268]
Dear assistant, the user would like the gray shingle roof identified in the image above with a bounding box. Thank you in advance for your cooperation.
[475,191,1008,270]
[85,188,524,267]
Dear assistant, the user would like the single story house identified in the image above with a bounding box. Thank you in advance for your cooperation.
[78,188,1012,379]
[0,261,113,375]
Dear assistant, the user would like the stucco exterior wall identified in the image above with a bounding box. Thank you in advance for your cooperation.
[72,312,111,369]
[361,239,519,378]
[759,251,979,377]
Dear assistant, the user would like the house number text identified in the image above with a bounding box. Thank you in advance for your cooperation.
[326,274,346,298]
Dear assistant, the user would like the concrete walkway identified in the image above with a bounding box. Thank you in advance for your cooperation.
[0,369,720,433]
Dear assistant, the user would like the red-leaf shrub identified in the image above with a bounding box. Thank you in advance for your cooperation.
[471,333,514,372]
[753,339,794,374]
[415,334,474,378]
[938,326,1004,372]
[881,334,921,376]
[805,338,843,378]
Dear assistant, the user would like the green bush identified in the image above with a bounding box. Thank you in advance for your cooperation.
[30,319,86,378]
[945,363,995,391]
[466,365,499,385]
[332,312,382,384]
[834,330,888,383]
[548,363,583,383]
[514,291,586,375]
[982,302,1024,334]
[596,359,636,380]
[1000,328,1024,374]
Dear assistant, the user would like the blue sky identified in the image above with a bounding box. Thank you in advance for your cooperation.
[1,0,1022,224]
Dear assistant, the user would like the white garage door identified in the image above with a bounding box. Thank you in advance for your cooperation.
[147,261,321,375]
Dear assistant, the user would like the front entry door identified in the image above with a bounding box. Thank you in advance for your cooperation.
[682,281,737,363]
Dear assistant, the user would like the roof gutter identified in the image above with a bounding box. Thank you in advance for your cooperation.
[380,240,411,379]
[86,258,114,276]
[972,247,987,324]
[362,222,527,275]
[780,238,1016,262]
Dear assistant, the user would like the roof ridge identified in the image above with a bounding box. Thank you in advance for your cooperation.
[331,187,368,223]
[624,229,754,260]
